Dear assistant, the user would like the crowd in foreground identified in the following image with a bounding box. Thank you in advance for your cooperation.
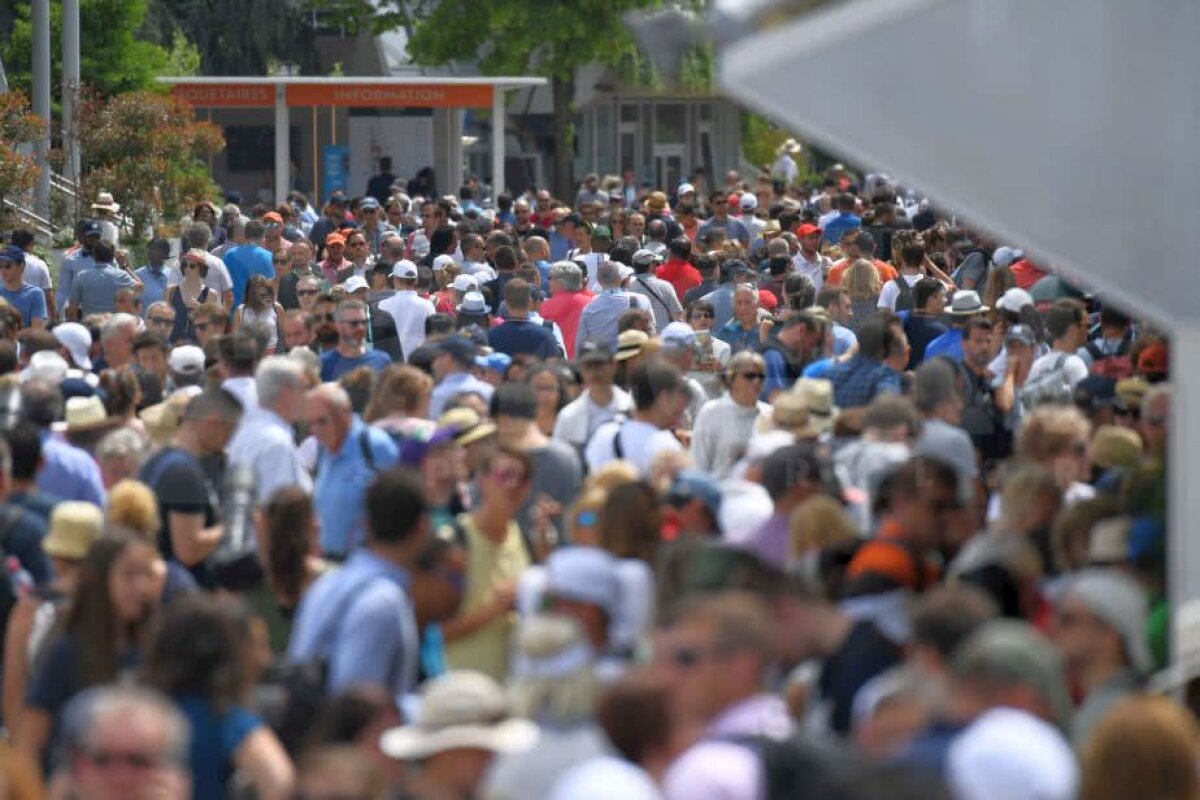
[0,157,1184,800]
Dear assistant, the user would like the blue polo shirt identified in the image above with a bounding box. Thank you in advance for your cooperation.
[135,264,171,314]
[223,244,274,308]
[319,348,392,382]
[825,355,903,408]
[715,319,761,355]
[923,327,965,363]
[287,548,418,697]
[0,284,46,327]
[312,418,399,556]
[822,212,863,246]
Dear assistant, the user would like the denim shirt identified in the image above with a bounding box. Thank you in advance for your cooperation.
[312,418,399,556]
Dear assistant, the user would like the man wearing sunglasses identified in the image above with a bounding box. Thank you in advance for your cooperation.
[690,352,771,479]
[319,300,392,382]
[660,592,790,800]
[844,455,960,596]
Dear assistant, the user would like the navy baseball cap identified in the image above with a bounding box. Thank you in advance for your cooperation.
[437,334,477,365]
[667,469,723,519]
[0,246,25,265]
[81,220,102,237]
[576,338,615,363]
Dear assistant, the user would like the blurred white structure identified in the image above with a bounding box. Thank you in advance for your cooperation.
[718,0,1200,661]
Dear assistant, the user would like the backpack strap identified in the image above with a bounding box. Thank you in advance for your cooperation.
[611,420,627,460]
[635,275,675,319]
[358,428,377,473]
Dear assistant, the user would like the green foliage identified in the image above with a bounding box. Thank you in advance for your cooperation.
[678,42,715,95]
[406,0,658,80]
[163,29,202,77]
[1,0,171,97]
[0,92,47,227]
[142,0,319,76]
[79,91,223,240]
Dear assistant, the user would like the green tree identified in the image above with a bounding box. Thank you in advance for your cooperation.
[79,91,224,241]
[0,91,47,228]
[405,0,662,198]
[0,0,171,98]
[142,0,320,76]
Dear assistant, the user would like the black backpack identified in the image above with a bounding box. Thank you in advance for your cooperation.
[891,275,915,312]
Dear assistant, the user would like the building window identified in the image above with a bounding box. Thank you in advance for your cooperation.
[225,126,301,173]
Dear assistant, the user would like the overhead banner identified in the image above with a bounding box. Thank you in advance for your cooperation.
[170,82,495,109]
[285,83,493,108]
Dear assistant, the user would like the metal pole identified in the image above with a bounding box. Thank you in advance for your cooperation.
[62,0,81,208]
[491,87,505,199]
[274,84,289,206]
[1170,325,1200,667]
[31,0,51,220]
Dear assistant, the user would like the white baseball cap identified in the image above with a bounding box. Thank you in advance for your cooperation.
[391,260,418,280]
[168,345,206,375]
[432,254,457,272]
[997,287,1035,313]
[740,193,758,210]
[452,274,478,293]
[52,322,93,370]
[992,246,1025,268]
[342,275,369,293]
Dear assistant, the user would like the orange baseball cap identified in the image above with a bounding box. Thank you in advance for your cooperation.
[262,211,284,225]
[325,232,346,246]
[1137,342,1169,377]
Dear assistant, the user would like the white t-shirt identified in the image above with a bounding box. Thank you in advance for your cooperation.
[877,272,922,311]
[379,290,436,362]
[167,254,234,296]
[21,253,52,290]
[584,419,683,476]
[1027,350,1089,390]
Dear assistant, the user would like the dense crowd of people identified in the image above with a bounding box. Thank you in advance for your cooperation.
[0,156,1182,800]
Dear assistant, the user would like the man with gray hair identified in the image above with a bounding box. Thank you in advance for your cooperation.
[575,261,654,350]
[99,312,139,371]
[70,686,192,800]
[227,354,312,504]
[168,221,234,308]
[541,261,593,359]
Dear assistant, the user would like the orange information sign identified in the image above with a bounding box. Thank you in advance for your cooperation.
[171,84,275,107]
[285,83,494,108]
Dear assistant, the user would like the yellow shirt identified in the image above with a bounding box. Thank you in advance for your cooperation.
[442,515,531,681]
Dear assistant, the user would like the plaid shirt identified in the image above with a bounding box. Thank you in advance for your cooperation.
[826,355,903,408]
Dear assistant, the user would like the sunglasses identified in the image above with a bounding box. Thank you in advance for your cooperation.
[298,289,318,296]
[490,466,525,486]
[691,311,714,319]
[341,318,368,328]
[665,644,726,669]
[194,322,209,331]
[738,372,766,382]
[149,316,173,325]
[320,313,337,322]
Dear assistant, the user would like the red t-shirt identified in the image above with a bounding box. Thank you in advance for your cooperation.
[540,290,594,358]
[657,257,702,302]
[1010,259,1047,290]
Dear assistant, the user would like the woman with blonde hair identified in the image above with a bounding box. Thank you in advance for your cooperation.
[1015,405,1095,505]
[364,364,434,434]
[1080,695,1200,800]
[106,479,196,600]
[843,259,882,332]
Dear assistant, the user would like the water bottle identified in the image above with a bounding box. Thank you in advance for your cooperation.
[210,465,262,590]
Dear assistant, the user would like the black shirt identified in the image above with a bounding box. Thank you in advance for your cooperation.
[138,447,220,585]
[818,619,902,735]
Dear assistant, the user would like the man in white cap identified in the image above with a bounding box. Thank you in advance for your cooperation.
[53,322,93,371]
[737,193,766,240]
[167,345,207,389]
[377,260,434,363]
[947,707,1078,800]
[1053,568,1150,744]
[628,249,683,333]
[380,671,537,798]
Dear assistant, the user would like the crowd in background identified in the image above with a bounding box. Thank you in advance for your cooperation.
[0,151,1183,800]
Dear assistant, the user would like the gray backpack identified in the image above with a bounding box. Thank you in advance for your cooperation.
[1020,353,1074,408]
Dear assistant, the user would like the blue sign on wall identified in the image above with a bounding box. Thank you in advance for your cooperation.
[322,145,350,203]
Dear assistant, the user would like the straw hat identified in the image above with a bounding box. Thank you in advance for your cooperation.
[91,191,121,213]
[778,138,803,155]
[614,330,650,362]
[43,502,104,561]
[63,396,112,433]
[380,671,538,760]
[791,378,839,435]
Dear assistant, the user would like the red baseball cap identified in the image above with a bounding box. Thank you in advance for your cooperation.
[758,290,779,312]
[796,223,822,238]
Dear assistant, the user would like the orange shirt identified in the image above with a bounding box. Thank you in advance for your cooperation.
[826,258,899,287]
[1010,259,1047,290]
[845,518,940,592]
